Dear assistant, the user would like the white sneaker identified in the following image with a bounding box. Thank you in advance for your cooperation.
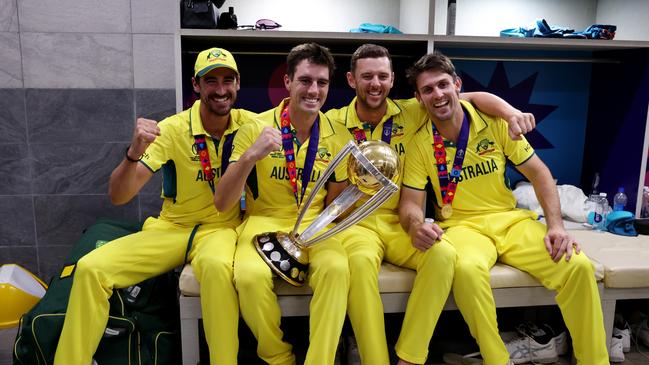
[553,330,569,356]
[609,334,625,363]
[502,331,559,364]
[613,326,631,352]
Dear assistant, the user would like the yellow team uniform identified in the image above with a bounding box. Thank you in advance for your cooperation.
[231,98,352,365]
[54,101,255,365]
[327,97,458,364]
[403,100,608,365]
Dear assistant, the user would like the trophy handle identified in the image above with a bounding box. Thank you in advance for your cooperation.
[303,183,397,246]
[296,185,365,243]
[291,141,357,237]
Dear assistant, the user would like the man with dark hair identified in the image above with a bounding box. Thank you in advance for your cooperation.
[326,43,537,365]
[399,51,608,365]
[214,42,351,365]
[55,47,254,365]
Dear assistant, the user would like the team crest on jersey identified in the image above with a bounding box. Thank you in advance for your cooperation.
[476,138,495,155]
[189,142,200,161]
[391,123,404,138]
[316,147,331,162]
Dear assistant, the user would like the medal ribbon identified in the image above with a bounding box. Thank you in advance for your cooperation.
[280,105,320,208]
[194,133,235,193]
[432,113,470,206]
[352,117,393,144]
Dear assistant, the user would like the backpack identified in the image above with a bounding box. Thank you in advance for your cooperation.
[13,219,182,365]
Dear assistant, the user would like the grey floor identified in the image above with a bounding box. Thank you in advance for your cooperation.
[3,325,649,365]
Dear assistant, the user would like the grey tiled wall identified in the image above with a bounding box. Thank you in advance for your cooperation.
[0,0,177,281]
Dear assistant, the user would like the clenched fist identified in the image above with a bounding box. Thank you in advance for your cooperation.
[246,126,282,161]
[127,118,160,159]
[507,112,536,140]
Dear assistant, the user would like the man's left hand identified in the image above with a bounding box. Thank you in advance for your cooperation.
[544,227,581,262]
[506,112,536,140]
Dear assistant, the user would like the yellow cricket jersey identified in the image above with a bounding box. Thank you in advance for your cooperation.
[326,97,427,213]
[140,100,257,227]
[231,98,352,222]
[403,100,535,222]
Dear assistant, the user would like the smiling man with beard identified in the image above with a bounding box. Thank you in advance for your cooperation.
[324,43,537,365]
[54,47,255,365]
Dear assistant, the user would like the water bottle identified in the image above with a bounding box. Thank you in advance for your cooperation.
[613,187,628,211]
[596,192,609,231]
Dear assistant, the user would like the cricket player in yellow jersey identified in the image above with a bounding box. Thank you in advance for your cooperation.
[399,52,608,365]
[54,47,254,365]
[325,44,537,365]
[214,43,352,365]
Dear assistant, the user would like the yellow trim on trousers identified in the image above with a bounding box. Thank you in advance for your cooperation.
[54,217,239,365]
[234,215,350,365]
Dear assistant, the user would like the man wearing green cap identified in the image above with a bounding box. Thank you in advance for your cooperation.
[54,47,255,365]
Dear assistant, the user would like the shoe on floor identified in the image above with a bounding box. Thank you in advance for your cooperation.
[609,334,625,362]
[502,330,559,364]
[516,322,569,356]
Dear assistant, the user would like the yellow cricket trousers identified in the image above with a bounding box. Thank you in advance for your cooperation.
[381,213,458,364]
[336,214,389,365]
[54,217,239,365]
[442,210,608,365]
[234,215,350,365]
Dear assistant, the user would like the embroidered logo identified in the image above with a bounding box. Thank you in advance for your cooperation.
[316,147,331,162]
[476,138,495,155]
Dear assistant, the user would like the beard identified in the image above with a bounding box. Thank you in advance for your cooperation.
[202,93,235,117]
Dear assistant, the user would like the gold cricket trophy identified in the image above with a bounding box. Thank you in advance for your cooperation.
[254,140,400,286]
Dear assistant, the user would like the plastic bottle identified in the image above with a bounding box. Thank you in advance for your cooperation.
[596,192,609,231]
[613,187,628,211]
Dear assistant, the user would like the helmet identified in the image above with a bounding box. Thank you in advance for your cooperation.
[0,264,47,329]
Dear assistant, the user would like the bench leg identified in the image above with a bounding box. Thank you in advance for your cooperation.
[601,297,616,352]
[180,296,202,365]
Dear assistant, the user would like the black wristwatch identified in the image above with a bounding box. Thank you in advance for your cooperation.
[124,146,141,163]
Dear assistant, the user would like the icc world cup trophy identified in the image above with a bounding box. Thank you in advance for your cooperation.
[254,140,400,286]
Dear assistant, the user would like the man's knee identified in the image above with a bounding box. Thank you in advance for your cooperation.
[193,254,234,279]
[234,260,273,293]
[422,240,457,268]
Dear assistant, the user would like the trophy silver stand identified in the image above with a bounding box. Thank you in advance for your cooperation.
[254,140,400,286]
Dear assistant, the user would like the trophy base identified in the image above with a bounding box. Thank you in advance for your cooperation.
[254,232,309,287]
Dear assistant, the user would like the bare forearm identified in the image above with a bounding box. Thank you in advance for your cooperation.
[399,199,425,233]
[461,91,518,116]
[530,168,564,229]
[108,160,141,205]
[214,153,256,212]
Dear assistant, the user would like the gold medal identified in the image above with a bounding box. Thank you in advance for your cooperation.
[441,204,453,219]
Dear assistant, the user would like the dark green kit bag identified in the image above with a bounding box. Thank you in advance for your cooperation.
[13,219,181,365]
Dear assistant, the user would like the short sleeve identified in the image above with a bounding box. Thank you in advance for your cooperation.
[402,129,431,190]
[495,118,535,165]
[140,118,174,172]
[230,120,260,163]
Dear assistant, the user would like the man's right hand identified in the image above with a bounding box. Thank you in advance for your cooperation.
[409,220,444,252]
[245,126,282,161]
[128,118,160,159]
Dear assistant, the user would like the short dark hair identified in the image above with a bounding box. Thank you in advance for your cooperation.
[406,52,457,89]
[350,44,392,74]
[286,42,335,80]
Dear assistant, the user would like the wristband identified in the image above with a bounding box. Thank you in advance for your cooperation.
[124,146,141,163]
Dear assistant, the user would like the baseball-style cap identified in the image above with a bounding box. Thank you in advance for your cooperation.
[194,47,239,77]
